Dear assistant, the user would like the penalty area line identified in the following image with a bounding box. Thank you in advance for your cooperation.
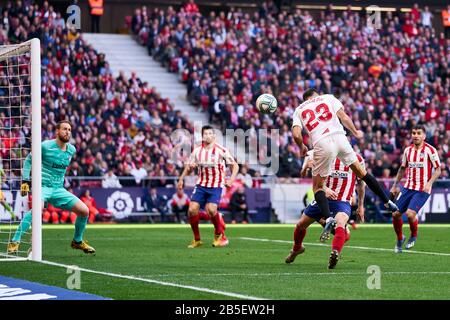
[38,260,267,300]
[237,237,450,257]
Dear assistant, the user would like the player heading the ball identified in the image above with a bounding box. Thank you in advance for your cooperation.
[292,89,399,241]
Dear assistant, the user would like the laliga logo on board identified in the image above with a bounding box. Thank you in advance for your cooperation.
[107,191,134,219]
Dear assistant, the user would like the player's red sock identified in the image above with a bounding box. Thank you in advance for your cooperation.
[345,229,351,242]
[332,226,346,253]
[293,225,306,251]
[393,217,403,240]
[211,213,224,236]
[409,217,418,238]
[198,211,211,221]
[218,211,226,232]
[189,214,201,241]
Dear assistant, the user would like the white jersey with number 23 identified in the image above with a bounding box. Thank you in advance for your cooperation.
[292,94,346,146]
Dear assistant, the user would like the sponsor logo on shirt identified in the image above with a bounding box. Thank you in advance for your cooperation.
[330,171,349,179]
[52,162,67,169]
[409,162,424,168]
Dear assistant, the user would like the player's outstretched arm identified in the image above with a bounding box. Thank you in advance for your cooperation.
[22,152,32,181]
[336,109,364,139]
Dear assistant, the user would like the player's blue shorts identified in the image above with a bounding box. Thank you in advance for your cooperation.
[396,186,430,214]
[190,185,222,208]
[304,200,351,222]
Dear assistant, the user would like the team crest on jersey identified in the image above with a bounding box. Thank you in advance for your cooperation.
[419,153,424,159]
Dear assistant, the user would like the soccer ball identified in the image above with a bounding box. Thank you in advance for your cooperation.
[256,94,278,114]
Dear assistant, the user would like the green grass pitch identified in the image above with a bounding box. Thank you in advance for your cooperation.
[1,224,450,300]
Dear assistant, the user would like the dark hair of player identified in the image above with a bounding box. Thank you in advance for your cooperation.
[303,88,319,101]
[56,120,72,130]
[201,125,214,135]
[412,124,426,134]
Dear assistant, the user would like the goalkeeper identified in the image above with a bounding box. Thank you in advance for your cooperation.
[0,167,15,219]
[8,120,95,254]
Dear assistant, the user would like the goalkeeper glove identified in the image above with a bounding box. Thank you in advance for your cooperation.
[21,181,30,197]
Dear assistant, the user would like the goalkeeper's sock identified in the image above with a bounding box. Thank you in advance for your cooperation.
[189,214,201,241]
[12,210,32,242]
[332,226,346,253]
[293,224,306,252]
[3,202,14,217]
[73,216,88,243]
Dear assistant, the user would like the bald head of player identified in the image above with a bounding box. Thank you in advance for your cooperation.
[303,88,319,101]
[55,120,72,144]
[201,125,215,146]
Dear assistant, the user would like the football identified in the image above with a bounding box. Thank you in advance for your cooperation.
[256,93,278,114]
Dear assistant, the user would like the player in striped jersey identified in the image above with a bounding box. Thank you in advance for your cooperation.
[285,150,366,269]
[390,125,441,253]
[178,125,239,248]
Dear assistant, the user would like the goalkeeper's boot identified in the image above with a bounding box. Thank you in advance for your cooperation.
[394,235,406,253]
[188,240,203,248]
[71,240,96,254]
[7,242,20,254]
[212,234,229,247]
[320,217,336,242]
[328,249,340,269]
[405,236,416,250]
[285,246,305,264]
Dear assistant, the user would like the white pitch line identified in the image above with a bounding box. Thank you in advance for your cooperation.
[38,260,266,300]
[148,271,450,277]
[238,237,450,257]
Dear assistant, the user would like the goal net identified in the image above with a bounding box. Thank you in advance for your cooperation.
[0,39,41,261]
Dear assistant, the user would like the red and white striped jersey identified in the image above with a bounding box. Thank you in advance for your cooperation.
[401,143,441,192]
[304,151,364,203]
[189,143,236,188]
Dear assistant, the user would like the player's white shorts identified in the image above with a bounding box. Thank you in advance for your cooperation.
[312,133,357,177]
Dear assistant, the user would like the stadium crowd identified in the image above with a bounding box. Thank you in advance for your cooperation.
[130,0,450,179]
[0,0,195,188]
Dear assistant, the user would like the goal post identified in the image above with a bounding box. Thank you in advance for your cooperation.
[0,38,41,261]
[30,38,42,262]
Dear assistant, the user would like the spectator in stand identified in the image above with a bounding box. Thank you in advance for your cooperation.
[236,167,253,188]
[131,162,147,186]
[229,186,249,224]
[184,0,199,15]
[88,0,104,33]
[143,187,167,222]
[443,5,450,38]
[170,189,189,223]
[80,190,99,223]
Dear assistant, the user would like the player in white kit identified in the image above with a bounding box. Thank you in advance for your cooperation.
[292,89,398,240]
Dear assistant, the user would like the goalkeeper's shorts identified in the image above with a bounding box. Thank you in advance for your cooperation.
[42,186,80,211]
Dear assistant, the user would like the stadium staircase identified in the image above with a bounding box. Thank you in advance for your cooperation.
[82,33,262,172]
